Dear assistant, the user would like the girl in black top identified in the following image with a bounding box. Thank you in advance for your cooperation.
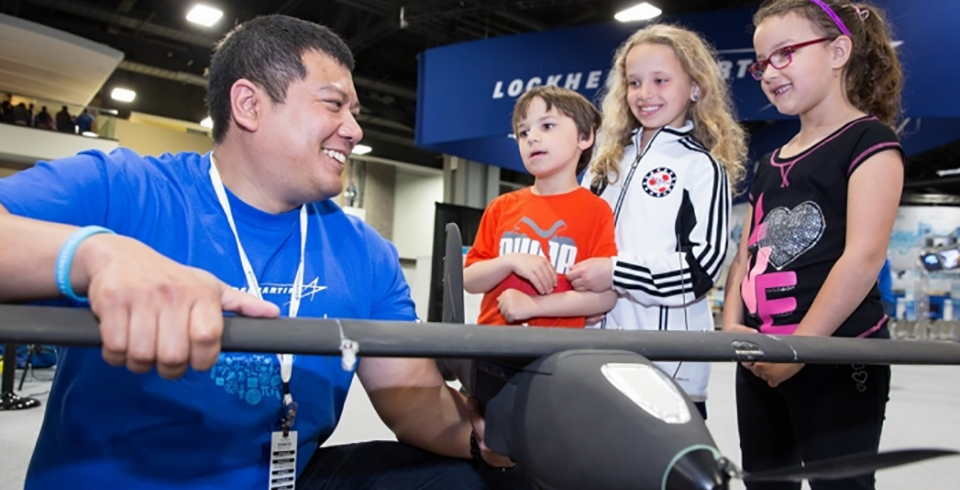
[723,1,904,489]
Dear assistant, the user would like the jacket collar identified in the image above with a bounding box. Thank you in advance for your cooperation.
[629,120,695,149]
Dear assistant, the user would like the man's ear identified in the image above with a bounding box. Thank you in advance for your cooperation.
[230,79,262,133]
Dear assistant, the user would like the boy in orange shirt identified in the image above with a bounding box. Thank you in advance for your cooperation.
[464,86,618,327]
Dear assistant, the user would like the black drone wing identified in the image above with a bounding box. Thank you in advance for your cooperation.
[1,304,959,365]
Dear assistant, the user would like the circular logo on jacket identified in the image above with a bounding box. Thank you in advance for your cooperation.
[642,167,677,198]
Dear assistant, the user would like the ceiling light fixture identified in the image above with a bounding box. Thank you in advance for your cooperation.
[111,88,136,102]
[936,168,960,177]
[186,5,223,27]
[352,144,372,155]
[615,2,663,22]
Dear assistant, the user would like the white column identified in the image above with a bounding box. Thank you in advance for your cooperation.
[443,155,500,208]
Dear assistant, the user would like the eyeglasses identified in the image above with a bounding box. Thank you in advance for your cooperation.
[748,38,832,81]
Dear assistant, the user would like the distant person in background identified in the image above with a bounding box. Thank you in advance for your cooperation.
[878,258,895,317]
[12,103,30,126]
[76,109,95,134]
[0,101,12,124]
[34,106,55,130]
[56,106,74,133]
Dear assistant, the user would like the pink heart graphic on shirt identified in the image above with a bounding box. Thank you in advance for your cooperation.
[759,202,826,270]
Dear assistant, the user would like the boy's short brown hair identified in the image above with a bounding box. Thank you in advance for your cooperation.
[512,86,602,175]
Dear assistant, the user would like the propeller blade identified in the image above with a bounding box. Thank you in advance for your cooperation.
[744,449,958,482]
[441,222,465,325]
[439,223,471,383]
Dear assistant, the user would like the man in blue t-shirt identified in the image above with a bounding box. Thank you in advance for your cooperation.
[0,15,522,490]
[75,109,94,133]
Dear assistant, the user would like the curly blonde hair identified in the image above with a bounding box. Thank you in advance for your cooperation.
[590,24,748,190]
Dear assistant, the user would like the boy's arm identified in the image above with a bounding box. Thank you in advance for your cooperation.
[498,289,617,323]
[464,254,557,295]
[535,289,618,317]
[463,257,514,294]
[464,198,519,295]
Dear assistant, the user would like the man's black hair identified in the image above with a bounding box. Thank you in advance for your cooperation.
[207,15,354,142]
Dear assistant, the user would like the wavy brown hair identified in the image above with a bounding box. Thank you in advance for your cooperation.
[754,0,903,126]
[590,24,747,191]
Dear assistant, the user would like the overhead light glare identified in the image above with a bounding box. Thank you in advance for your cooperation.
[352,144,372,155]
[936,168,960,177]
[615,2,662,22]
[187,4,223,27]
[200,116,213,129]
[111,88,136,102]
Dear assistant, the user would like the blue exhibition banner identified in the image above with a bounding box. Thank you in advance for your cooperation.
[415,0,960,172]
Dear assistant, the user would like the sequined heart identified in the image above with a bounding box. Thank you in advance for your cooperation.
[760,202,825,269]
[852,371,868,384]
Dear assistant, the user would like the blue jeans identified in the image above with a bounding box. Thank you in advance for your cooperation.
[298,441,538,490]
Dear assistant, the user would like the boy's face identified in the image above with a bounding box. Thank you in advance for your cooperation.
[514,97,592,180]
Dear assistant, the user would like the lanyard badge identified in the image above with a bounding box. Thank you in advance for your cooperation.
[271,363,298,490]
[279,354,297,437]
[209,156,305,489]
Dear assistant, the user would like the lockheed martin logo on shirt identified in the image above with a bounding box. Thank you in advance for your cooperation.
[233,277,328,305]
[642,167,677,198]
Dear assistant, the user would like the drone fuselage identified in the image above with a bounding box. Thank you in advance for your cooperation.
[481,350,728,490]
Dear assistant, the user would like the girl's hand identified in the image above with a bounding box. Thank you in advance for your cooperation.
[752,362,805,387]
[567,258,614,293]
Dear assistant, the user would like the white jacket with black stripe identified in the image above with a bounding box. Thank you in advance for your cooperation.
[582,121,730,402]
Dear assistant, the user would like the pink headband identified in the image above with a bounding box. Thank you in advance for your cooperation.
[807,0,852,36]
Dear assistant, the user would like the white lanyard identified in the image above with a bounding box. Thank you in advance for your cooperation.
[209,156,305,414]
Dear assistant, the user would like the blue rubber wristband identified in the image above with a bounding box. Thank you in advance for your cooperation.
[55,226,116,301]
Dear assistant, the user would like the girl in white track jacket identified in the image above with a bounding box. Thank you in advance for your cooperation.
[567,24,748,412]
